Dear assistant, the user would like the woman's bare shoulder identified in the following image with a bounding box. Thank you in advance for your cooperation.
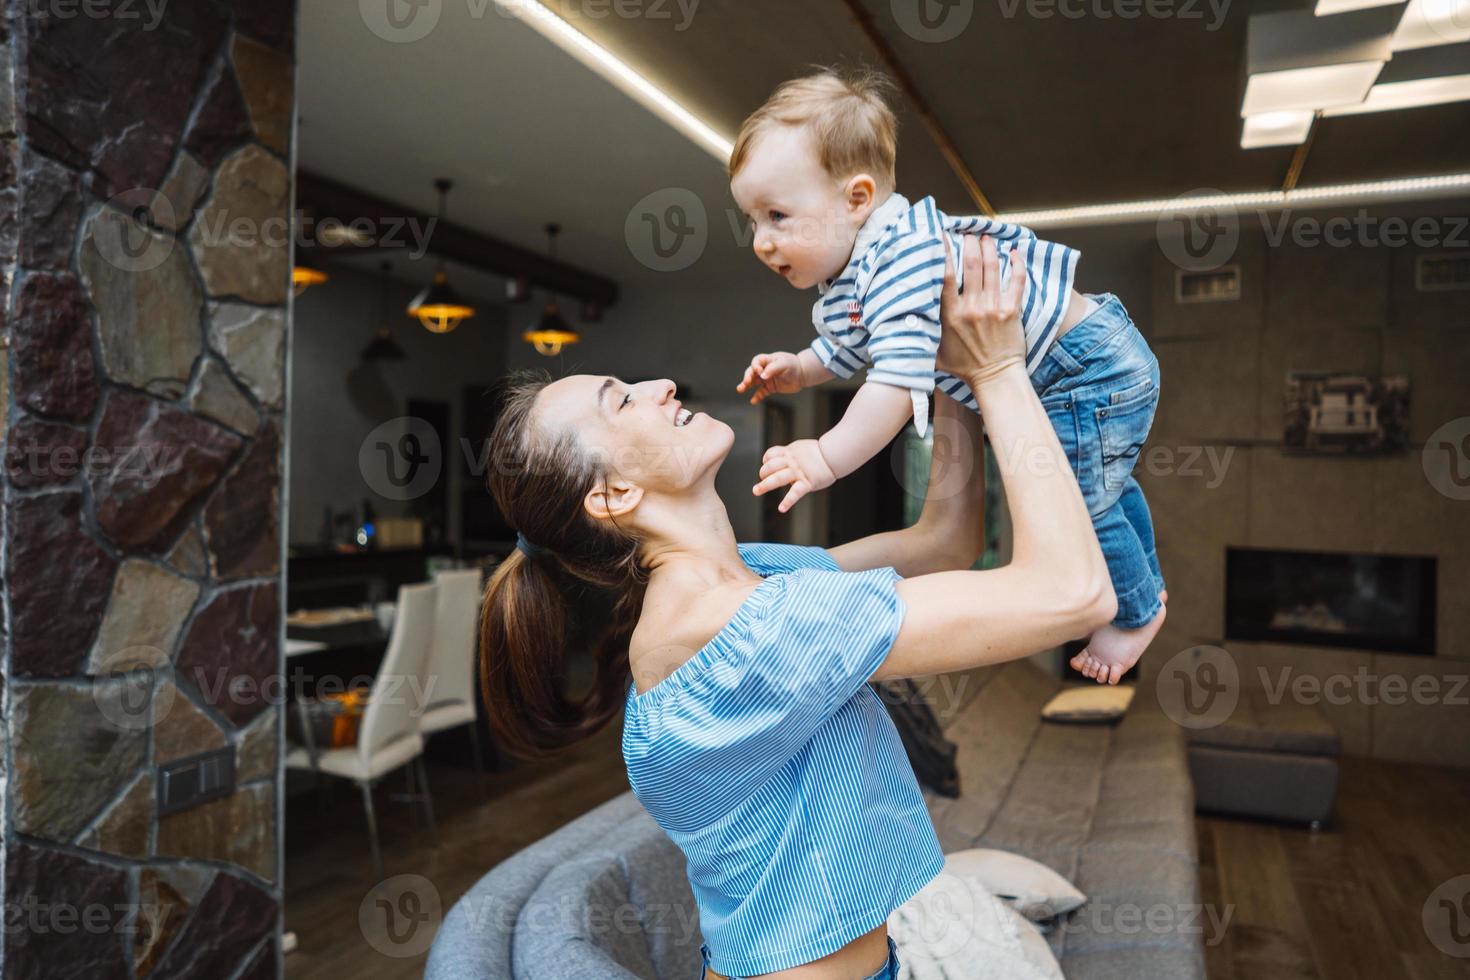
[627,578,763,695]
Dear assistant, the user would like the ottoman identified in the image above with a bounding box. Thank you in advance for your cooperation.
[1186,687,1341,828]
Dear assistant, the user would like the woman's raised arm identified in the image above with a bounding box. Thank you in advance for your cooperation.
[869,235,1115,682]
[827,388,986,577]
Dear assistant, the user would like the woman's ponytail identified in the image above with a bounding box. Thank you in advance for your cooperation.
[476,371,643,759]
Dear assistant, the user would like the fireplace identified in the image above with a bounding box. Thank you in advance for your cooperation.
[1225,547,1437,655]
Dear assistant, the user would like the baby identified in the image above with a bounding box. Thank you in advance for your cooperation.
[730,70,1166,683]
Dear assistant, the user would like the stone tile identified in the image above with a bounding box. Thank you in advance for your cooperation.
[176,583,279,727]
[1149,230,1267,340]
[0,185,16,267]
[189,357,260,434]
[148,870,277,979]
[22,0,226,196]
[1257,325,1383,445]
[153,679,230,766]
[19,153,82,270]
[1229,641,1375,757]
[1151,332,1261,444]
[156,783,276,883]
[4,414,88,489]
[0,31,14,136]
[235,941,278,980]
[1371,454,1470,561]
[87,389,243,552]
[166,522,211,579]
[231,0,296,54]
[188,145,290,303]
[231,35,292,155]
[208,301,285,407]
[1368,653,1470,768]
[153,151,210,232]
[1265,237,1390,331]
[11,272,99,421]
[1136,442,1250,642]
[237,705,278,783]
[205,422,280,579]
[1246,447,1378,555]
[79,206,203,397]
[183,56,252,169]
[10,680,148,841]
[134,866,215,978]
[75,770,152,859]
[1389,244,1470,332]
[86,560,200,674]
[7,491,117,677]
[1382,321,1470,446]
[3,843,130,980]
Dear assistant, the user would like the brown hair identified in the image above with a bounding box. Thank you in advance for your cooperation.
[477,370,645,759]
[729,68,898,188]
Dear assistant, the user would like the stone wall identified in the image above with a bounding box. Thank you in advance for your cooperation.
[2,2,295,977]
[1137,205,1470,768]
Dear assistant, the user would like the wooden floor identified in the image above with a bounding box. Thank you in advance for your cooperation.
[283,721,629,980]
[1198,755,1470,980]
[285,740,1469,979]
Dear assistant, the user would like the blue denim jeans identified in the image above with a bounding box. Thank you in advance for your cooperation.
[697,936,900,979]
[1030,293,1165,629]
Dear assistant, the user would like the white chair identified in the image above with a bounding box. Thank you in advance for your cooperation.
[418,568,488,794]
[286,581,438,880]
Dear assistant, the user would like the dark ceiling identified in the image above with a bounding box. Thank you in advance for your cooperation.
[566,0,1470,213]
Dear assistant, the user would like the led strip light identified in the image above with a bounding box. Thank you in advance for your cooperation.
[493,0,733,161]
[996,172,1470,229]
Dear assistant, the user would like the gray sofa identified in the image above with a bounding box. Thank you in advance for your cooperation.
[426,661,1206,980]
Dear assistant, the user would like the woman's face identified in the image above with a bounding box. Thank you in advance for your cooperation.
[534,374,734,504]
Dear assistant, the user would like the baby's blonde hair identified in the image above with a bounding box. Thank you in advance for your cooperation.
[729,69,898,189]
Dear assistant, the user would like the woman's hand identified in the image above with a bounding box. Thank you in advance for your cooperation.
[936,235,1027,390]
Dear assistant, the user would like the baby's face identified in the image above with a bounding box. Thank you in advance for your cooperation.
[730,126,872,290]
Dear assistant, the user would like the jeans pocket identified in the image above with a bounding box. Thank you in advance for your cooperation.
[1096,376,1157,493]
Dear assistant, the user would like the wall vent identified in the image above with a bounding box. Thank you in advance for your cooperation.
[1175,266,1240,304]
[1416,253,1470,292]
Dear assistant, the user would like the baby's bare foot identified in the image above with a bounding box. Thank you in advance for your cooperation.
[1070,594,1167,685]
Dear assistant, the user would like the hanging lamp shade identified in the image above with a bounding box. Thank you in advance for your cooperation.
[363,261,407,361]
[408,178,476,333]
[408,267,475,334]
[522,223,580,357]
[522,301,580,356]
[292,265,328,296]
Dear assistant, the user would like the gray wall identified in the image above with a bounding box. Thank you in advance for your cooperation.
[289,260,508,548]
[1135,198,1470,768]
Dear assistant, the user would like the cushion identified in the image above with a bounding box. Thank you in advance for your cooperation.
[1185,687,1340,756]
[888,863,1064,980]
[940,848,1086,921]
[1041,686,1135,723]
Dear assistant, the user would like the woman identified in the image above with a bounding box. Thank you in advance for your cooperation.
[479,236,1116,980]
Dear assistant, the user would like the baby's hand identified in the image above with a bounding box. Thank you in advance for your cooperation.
[737,352,804,405]
[753,439,836,513]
